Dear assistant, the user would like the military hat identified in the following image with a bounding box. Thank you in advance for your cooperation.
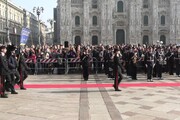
[114,48,119,53]
[0,45,6,50]
[7,45,16,51]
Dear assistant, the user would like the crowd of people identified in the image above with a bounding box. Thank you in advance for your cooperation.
[1,43,180,95]
[21,43,180,77]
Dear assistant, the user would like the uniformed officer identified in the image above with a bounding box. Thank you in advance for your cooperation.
[130,48,139,80]
[145,47,155,82]
[81,48,90,81]
[174,46,180,77]
[0,45,18,97]
[113,48,124,91]
[6,45,20,86]
[155,47,164,80]
[0,45,8,98]
[17,48,30,90]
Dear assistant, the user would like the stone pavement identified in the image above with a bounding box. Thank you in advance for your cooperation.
[0,73,180,120]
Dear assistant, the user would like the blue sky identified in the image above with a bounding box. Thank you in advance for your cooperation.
[10,0,57,28]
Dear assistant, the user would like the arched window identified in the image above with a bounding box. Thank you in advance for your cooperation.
[92,16,97,26]
[75,16,80,26]
[144,15,149,26]
[160,35,166,45]
[143,35,149,45]
[161,15,165,25]
[92,36,98,45]
[75,36,81,45]
[92,0,98,8]
[143,0,149,8]
[117,1,123,12]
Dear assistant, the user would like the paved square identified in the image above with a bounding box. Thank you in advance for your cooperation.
[0,73,180,120]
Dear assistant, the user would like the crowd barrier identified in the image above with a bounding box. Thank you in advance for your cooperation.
[25,57,100,75]
[25,58,168,75]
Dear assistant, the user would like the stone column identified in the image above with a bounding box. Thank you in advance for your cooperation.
[100,0,106,44]
[129,0,136,45]
[83,0,90,45]
[152,0,159,44]
[136,0,143,45]
[107,0,113,45]
[59,0,72,44]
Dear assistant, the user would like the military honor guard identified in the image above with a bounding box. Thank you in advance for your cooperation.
[81,48,90,81]
[145,48,155,82]
[113,48,125,91]
[17,48,30,90]
[174,46,180,77]
[130,48,139,80]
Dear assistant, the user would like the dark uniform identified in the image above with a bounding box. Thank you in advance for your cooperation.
[174,48,180,77]
[166,49,174,75]
[0,46,9,98]
[145,50,155,82]
[130,51,139,80]
[7,45,20,86]
[18,52,30,90]
[113,49,124,91]
[0,46,18,97]
[155,49,164,79]
[81,51,90,81]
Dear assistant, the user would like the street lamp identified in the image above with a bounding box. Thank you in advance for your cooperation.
[33,7,44,46]
[47,19,55,44]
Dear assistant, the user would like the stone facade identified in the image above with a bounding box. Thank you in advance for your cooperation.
[0,0,24,45]
[0,0,47,46]
[57,0,180,45]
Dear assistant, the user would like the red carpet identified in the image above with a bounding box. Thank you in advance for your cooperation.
[15,82,180,89]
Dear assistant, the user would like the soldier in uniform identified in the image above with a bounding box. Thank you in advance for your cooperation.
[81,48,90,81]
[0,45,18,96]
[130,48,139,80]
[174,46,180,77]
[17,48,30,90]
[0,45,8,98]
[166,47,174,75]
[155,47,164,80]
[145,47,155,82]
[6,45,20,86]
[113,48,124,91]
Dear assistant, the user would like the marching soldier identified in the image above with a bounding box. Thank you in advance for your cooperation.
[17,48,30,90]
[0,45,18,97]
[155,47,164,80]
[174,46,180,77]
[166,47,174,75]
[81,48,90,81]
[113,48,124,91]
[145,47,155,82]
[0,45,9,98]
[7,45,20,86]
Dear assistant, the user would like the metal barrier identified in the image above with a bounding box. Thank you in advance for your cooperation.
[25,57,100,75]
[25,58,168,75]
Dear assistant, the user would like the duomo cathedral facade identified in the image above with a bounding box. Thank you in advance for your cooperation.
[56,0,180,45]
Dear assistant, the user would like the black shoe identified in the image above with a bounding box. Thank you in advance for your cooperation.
[1,94,8,98]
[20,87,27,90]
[115,89,122,91]
[5,88,11,92]
[11,91,18,94]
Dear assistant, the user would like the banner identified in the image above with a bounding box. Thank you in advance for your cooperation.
[20,28,31,45]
